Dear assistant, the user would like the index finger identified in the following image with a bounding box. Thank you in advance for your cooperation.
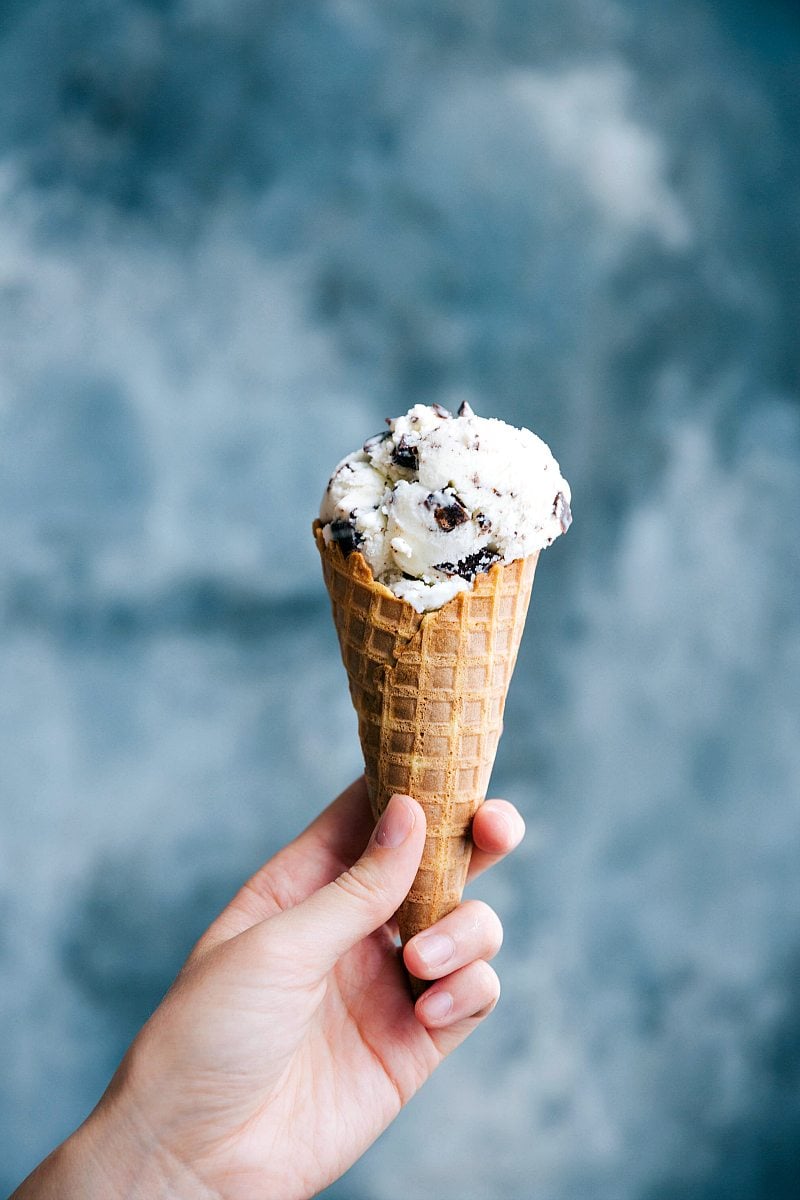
[467,799,526,883]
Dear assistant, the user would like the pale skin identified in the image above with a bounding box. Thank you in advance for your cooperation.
[13,777,525,1200]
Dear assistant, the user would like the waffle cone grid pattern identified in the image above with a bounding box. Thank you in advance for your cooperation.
[314,522,537,946]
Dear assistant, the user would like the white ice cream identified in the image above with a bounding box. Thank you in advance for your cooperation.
[320,402,571,612]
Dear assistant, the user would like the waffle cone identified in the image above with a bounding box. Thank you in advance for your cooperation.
[314,521,537,983]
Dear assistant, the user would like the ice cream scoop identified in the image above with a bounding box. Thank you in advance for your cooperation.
[320,401,571,611]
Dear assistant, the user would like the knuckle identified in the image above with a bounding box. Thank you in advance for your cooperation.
[486,799,524,837]
[484,797,510,816]
[332,861,380,906]
[463,900,504,955]
[486,907,504,954]
[472,961,501,1016]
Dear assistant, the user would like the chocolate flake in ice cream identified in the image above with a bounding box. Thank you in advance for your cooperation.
[436,546,503,581]
[392,435,420,471]
[427,490,470,532]
[320,402,571,613]
[328,517,361,557]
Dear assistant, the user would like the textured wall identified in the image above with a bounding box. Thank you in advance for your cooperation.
[1,2,799,1196]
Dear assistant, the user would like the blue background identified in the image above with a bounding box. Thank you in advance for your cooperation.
[2,1,799,1196]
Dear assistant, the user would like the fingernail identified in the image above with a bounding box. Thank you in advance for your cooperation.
[374,795,415,848]
[421,990,453,1022]
[414,932,455,969]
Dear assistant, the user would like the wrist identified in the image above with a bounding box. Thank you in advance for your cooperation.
[13,1096,219,1200]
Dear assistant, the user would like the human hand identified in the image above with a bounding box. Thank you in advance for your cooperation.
[14,777,525,1200]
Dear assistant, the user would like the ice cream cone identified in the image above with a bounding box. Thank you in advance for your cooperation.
[314,520,537,991]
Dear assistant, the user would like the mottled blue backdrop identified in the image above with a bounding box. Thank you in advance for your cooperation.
[2,2,799,1196]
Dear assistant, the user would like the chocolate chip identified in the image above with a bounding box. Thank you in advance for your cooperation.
[363,431,390,453]
[432,403,452,419]
[425,491,470,531]
[476,511,491,531]
[554,491,572,533]
[392,435,419,470]
[436,547,501,581]
[457,400,475,418]
[329,518,361,557]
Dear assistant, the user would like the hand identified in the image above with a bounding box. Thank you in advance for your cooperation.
[14,777,525,1200]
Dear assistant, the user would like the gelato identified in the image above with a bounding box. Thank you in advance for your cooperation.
[319,401,571,612]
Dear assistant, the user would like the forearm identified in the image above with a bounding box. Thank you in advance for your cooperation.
[11,1104,219,1200]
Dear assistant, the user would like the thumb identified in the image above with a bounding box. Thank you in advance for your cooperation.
[273,794,426,980]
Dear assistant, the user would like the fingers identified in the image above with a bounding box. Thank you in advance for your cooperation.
[403,900,503,981]
[268,795,427,979]
[414,960,501,1053]
[193,786,523,964]
[404,893,505,1055]
[467,799,526,883]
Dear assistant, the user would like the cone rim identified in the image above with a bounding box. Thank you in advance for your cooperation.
[313,517,537,617]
